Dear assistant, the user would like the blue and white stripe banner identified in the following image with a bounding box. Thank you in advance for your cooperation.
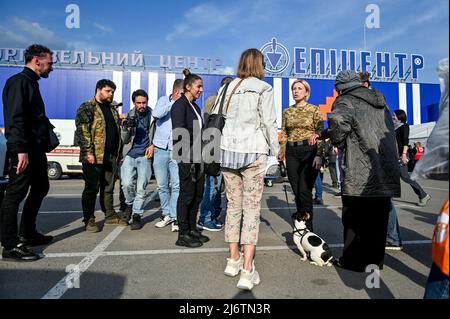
[0,67,442,127]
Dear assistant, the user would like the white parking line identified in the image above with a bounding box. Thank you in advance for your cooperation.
[22,202,424,215]
[42,240,431,259]
[423,186,449,191]
[41,226,125,299]
[263,203,421,210]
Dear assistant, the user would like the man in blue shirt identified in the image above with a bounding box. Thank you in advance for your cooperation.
[120,90,154,230]
[153,79,184,232]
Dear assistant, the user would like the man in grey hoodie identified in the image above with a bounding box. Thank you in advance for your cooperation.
[328,70,401,272]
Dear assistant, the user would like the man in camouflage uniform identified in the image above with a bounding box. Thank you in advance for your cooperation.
[75,79,127,232]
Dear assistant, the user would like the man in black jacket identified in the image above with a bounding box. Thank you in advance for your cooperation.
[328,70,401,272]
[1,44,55,261]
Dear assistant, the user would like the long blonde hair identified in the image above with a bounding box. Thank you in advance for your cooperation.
[236,48,265,80]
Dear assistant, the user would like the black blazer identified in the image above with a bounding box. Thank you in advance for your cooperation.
[171,95,203,163]
[2,67,51,154]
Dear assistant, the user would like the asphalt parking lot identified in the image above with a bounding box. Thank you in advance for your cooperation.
[0,173,448,299]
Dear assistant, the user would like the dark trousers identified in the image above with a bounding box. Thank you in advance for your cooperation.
[0,151,49,249]
[286,144,319,231]
[399,163,427,200]
[339,196,391,272]
[177,163,205,236]
[81,153,118,223]
[328,161,338,186]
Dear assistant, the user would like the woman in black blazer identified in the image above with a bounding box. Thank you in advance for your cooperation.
[171,69,209,247]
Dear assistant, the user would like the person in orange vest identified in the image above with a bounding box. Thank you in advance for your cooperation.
[424,200,449,299]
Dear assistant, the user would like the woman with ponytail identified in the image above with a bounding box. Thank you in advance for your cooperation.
[171,69,208,247]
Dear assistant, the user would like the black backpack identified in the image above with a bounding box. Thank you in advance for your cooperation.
[202,82,231,176]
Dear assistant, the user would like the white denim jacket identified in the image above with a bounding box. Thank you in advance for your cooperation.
[214,77,279,156]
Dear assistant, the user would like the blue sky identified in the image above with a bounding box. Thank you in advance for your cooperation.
[0,0,448,83]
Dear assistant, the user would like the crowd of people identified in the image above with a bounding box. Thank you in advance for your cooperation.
[0,44,446,296]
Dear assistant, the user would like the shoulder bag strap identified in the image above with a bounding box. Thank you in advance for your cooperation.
[211,82,231,115]
[224,78,244,114]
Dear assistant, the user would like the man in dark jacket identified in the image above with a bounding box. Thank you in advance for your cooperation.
[328,70,401,272]
[120,89,155,230]
[1,44,55,261]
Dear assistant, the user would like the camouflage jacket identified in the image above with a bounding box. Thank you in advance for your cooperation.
[280,103,324,156]
[75,98,122,164]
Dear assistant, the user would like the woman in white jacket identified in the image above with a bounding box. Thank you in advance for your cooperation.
[219,48,279,290]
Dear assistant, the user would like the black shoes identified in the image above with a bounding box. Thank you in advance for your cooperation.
[2,243,40,261]
[122,204,133,223]
[332,258,368,272]
[175,234,203,248]
[190,230,210,243]
[130,214,143,231]
[20,233,54,247]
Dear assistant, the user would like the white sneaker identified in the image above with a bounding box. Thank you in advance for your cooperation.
[417,194,431,207]
[237,263,260,291]
[171,221,179,232]
[224,253,243,277]
[155,215,174,228]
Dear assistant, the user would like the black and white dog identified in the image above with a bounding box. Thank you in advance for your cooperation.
[282,185,333,266]
[292,212,333,267]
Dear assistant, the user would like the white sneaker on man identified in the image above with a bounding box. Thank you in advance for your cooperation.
[224,253,244,277]
[237,263,260,291]
[171,221,179,232]
[417,194,431,207]
[155,215,174,228]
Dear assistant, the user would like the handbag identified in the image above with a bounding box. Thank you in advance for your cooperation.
[46,120,60,152]
[203,79,243,176]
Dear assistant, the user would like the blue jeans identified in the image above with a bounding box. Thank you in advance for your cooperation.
[121,155,152,216]
[424,263,449,299]
[153,148,179,220]
[199,174,223,224]
[314,173,323,200]
[386,201,402,246]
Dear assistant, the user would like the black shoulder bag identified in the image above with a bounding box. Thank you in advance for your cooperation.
[203,79,243,176]
[46,118,60,152]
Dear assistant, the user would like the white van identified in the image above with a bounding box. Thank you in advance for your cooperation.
[46,120,82,180]
[0,130,9,203]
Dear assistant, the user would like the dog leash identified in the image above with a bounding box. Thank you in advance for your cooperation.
[283,184,310,246]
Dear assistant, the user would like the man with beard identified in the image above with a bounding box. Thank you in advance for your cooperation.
[75,79,127,232]
[1,44,55,261]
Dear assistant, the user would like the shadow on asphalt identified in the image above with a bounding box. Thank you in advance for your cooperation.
[0,269,126,299]
[402,207,437,226]
[333,265,396,298]
[232,290,257,299]
[384,253,429,287]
